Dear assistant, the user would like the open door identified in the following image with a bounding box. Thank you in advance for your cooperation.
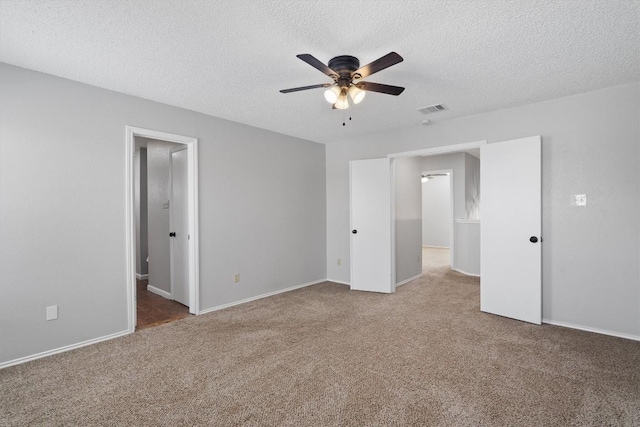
[481,136,541,324]
[350,158,393,293]
[170,146,189,307]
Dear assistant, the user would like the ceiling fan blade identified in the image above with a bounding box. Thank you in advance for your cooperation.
[355,81,405,96]
[296,54,338,78]
[280,83,332,93]
[353,52,403,79]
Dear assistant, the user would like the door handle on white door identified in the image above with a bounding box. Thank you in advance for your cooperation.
[352,230,358,234]
[529,236,538,243]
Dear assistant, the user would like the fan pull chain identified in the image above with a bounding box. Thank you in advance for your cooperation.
[342,112,353,127]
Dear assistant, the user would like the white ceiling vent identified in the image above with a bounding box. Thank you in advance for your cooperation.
[418,104,447,114]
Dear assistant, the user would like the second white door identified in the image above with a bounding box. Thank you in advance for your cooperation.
[170,147,189,307]
[481,136,542,324]
[350,158,393,293]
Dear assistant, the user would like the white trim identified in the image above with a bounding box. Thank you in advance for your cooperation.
[136,273,149,280]
[0,330,129,370]
[199,279,326,315]
[422,245,450,249]
[395,273,423,287]
[147,284,172,299]
[327,279,350,286]
[126,128,136,332]
[126,126,200,335]
[388,140,487,159]
[452,268,481,277]
[390,158,397,291]
[542,319,640,342]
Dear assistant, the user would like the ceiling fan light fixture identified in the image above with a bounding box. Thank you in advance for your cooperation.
[334,94,349,110]
[324,85,341,104]
[348,85,366,104]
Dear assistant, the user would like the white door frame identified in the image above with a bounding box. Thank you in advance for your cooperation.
[388,141,486,289]
[421,168,454,267]
[125,126,200,333]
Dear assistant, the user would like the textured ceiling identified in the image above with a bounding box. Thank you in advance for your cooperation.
[1,0,639,144]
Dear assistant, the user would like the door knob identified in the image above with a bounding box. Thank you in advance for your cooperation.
[352,230,358,234]
[529,236,538,243]
[170,232,176,237]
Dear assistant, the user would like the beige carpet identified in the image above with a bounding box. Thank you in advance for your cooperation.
[422,246,450,272]
[2,266,639,426]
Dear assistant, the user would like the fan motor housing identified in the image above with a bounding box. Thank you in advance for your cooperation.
[328,55,360,85]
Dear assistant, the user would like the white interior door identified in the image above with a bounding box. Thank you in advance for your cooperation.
[170,147,189,307]
[481,136,541,324]
[350,158,393,293]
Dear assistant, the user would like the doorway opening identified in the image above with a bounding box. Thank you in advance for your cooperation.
[389,141,484,289]
[421,170,453,274]
[126,126,200,333]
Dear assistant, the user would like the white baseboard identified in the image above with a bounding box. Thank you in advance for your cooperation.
[422,245,450,249]
[327,279,350,286]
[0,330,130,370]
[199,278,326,315]
[147,284,171,299]
[452,267,480,277]
[542,319,640,342]
[396,273,423,287]
[136,273,149,280]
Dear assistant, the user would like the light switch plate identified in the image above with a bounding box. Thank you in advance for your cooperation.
[571,194,587,206]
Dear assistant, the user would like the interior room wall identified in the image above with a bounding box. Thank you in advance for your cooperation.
[422,176,451,248]
[421,153,466,219]
[134,147,148,277]
[0,63,327,365]
[326,81,640,338]
[464,153,480,219]
[394,157,423,284]
[144,139,180,294]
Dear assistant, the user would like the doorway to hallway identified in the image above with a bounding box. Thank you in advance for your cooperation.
[126,126,200,333]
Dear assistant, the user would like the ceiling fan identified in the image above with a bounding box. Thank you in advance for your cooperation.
[280,52,405,110]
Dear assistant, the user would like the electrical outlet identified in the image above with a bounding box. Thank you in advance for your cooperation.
[571,194,587,206]
[46,305,58,321]
[234,273,240,283]
[337,258,341,266]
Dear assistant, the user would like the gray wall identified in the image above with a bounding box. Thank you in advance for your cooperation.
[133,147,148,275]
[145,139,180,293]
[394,157,423,284]
[326,81,640,338]
[421,153,466,219]
[454,221,480,275]
[0,63,327,364]
[464,154,480,219]
[422,176,451,248]
[134,147,148,276]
